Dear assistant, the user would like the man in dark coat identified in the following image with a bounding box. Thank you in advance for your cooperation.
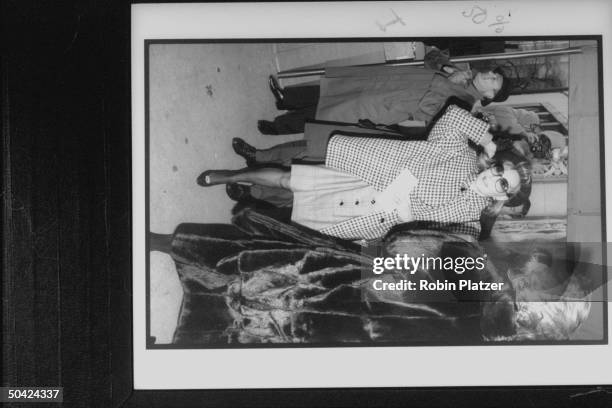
[258,47,511,135]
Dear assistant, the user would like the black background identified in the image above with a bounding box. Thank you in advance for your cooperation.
[2,1,611,407]
[3,1,132,406]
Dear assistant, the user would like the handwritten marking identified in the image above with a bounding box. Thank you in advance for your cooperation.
[462,5,511,34]
[376,9,406,32]
[488,14,510,33]
[462,5,488,24]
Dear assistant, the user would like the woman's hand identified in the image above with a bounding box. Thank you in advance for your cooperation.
[525,131,538,144]
[483,140,497,159]
[447,70,472,85]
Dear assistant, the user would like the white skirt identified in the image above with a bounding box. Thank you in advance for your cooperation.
[290,164,379,231]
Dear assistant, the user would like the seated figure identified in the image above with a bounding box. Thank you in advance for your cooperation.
[150,209,592,345]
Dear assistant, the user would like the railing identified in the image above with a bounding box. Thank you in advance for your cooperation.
[278,46,583,79]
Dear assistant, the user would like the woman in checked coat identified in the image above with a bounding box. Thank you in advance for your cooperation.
[198,105,531,242]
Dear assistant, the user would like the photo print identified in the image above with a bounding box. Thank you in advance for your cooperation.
[145,37,606,348]
[132,2,612,389]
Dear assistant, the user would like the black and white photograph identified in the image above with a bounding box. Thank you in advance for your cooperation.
[130,1,612,391]
[145,39,605,347]
[7,1,612,404]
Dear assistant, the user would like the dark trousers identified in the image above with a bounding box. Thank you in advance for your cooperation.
[254,139,308,167]
[278,84,320,109]
[270,85,320,134]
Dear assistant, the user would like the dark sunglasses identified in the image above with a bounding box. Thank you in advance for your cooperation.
[530,142,543,152]
[490,163,510,194]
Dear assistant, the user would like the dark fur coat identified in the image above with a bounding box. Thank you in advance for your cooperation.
[169,210,515,346]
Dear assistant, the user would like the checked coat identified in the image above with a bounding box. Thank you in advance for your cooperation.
[319,105,493,241]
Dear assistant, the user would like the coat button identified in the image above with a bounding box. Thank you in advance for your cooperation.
[380,218,385,223]
[355,200,359,205]
[371,199,376,204]
[339,201,344,206]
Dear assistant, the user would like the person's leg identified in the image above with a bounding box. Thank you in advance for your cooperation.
[269,75,320,109]
[259,106,317,135]
[250,185,294,207]
[198,167,291,189]
[231,167,291,189]
[233,137,307,167]
[226,183,293,208]
[255,140,308,166]
[278,85,320,110]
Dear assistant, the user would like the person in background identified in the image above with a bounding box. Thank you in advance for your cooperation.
[477,105,541,136]
[258,47,512,135]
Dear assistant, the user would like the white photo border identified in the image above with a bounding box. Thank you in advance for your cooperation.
[132,1,612,389]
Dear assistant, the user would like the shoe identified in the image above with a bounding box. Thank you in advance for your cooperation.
[257,120,279,135]
[196,170,234,187]
[232,138,257,166]
[269,75,285,105]
[196,170,215,186]
[226,183,253,202]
